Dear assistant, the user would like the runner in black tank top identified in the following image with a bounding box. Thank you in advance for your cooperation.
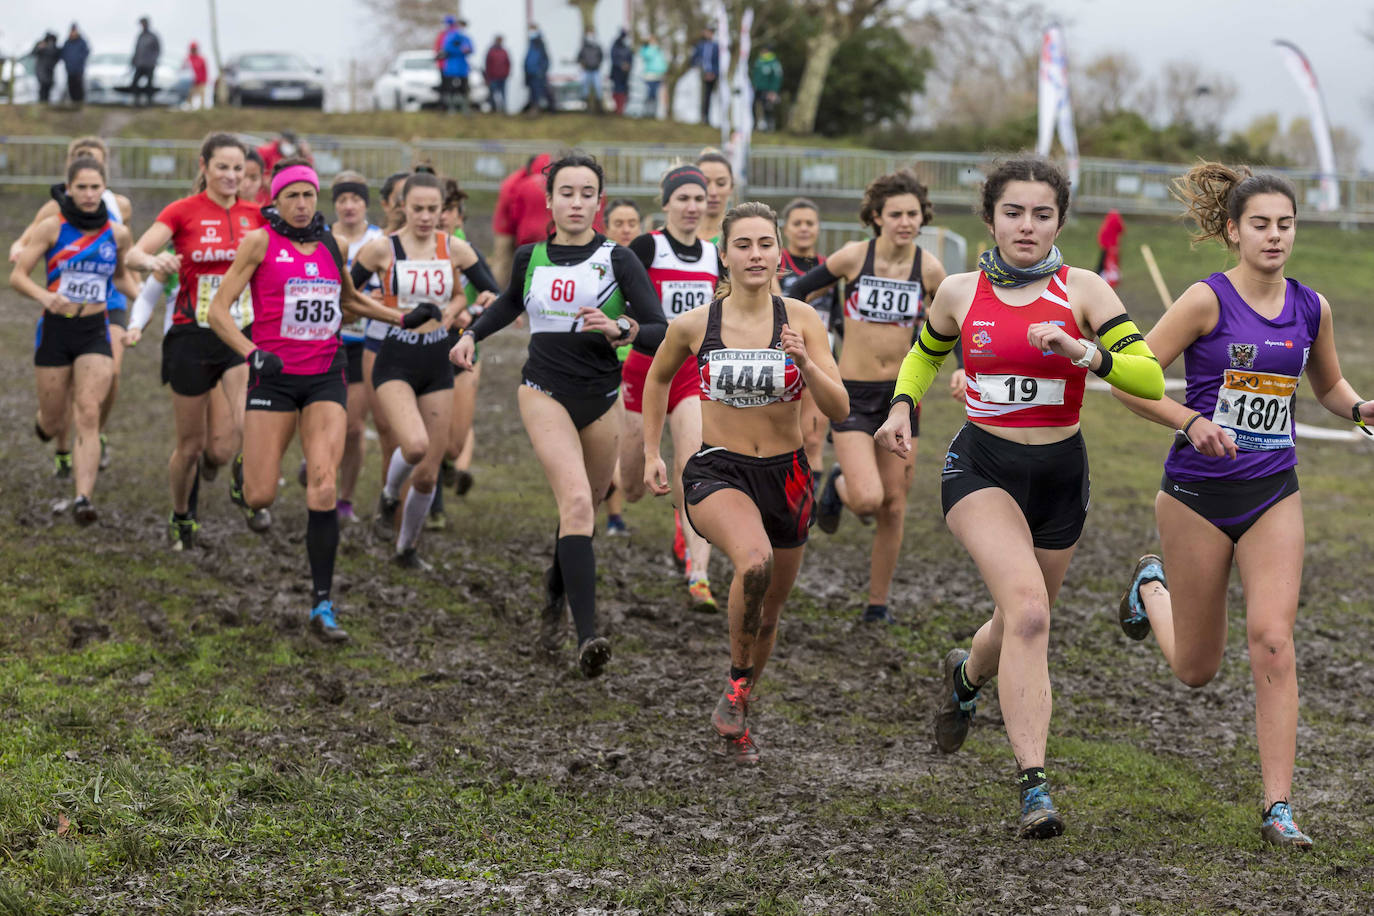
[778,198,838,484]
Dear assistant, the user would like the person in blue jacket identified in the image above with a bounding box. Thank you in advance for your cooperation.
[59,23,90,107]
[523,25,552,113]
[439,18,474,113]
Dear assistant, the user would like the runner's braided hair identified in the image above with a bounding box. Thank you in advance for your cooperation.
[1171,161,1297,248]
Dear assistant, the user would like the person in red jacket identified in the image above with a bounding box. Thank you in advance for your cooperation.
[1095,209,1124,288]
[490,153,606,283]
[185,42,208,110]
[483,36,511,114]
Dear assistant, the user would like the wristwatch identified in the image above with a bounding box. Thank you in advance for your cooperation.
[614,317,632,341]
[1071,339,1098,368]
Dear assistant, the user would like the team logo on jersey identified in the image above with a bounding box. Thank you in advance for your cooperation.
[98,242,116,261]
[1228,342,1257,369]
[971,330,992,348]
[240,217,250,227]
[305,262,319,277]
[590,262,608,281]
[1263,339,1294,349]
[200,226,220,243]
[275,248,294,263]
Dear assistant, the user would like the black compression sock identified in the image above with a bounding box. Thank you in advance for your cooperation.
[954,658,980,702]
[172,510,192,522]
[556,534,597,644]
[187,465,202,517]
[307,508,340,605]
[1017,767,1047,794]
[729,665,754,683]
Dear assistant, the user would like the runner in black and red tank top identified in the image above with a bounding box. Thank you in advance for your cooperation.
[777,198,837,480]
[786,171,948,625]
[875,156,1165,840]
[126,133,268,549]
[641,202,848,765]
[621,165,723,612]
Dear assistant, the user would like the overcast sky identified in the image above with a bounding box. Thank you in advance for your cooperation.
[2,0,1369,167]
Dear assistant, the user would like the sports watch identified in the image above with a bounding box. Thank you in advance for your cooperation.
[1071,339,1098,368]
[614,317,633,341]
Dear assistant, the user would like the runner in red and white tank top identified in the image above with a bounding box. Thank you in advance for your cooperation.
[206,160,402,644]
[620,165,723,611]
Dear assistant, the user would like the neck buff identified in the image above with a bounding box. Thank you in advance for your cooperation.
[978,244,1064,288]
[262,205,328,243]
[50,183,109,231]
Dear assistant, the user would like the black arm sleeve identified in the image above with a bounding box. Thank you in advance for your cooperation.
[611,245,668,353]
[627,234,656,271]
[788,262,841,302]
[468,245,533,342]
[460,251,499,294]
[349,259,374,291]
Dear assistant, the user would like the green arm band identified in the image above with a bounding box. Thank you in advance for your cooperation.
[1093,314,1164,400]
[892,323,958,407]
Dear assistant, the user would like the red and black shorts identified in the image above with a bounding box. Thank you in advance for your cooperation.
[682,445,814,549]
[621,349,699,414]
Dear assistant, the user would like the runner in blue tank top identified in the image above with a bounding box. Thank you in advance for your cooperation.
[1112,162,1374,849]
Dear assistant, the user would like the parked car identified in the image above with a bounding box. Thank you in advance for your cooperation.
[85,52,185,105]
[1,55,38,104]
[372,49,487,112]
[217,52,324,108]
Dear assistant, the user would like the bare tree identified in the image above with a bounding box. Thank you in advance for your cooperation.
[1159,59,1237,130]
[358,0,442,53]
[570,0,599,33]
[785,0,888,134]
[1075,52,1144,123]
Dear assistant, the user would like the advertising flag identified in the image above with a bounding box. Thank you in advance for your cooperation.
[1274,40,1340,212]
[1037,24,1079,192]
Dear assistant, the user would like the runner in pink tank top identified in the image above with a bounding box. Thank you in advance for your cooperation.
[249,223,346,375]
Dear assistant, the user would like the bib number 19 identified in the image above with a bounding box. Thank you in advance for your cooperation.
[978,373,1066,406]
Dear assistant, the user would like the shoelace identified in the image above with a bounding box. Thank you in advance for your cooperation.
[312,602,337,626]
[726,678,750,707]
[1021,786,1053,814]
[1264,802,1301,834]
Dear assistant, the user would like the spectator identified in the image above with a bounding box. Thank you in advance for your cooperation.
[1095,209,1125,287]
[439,17,474,113]
[638,36,666,119]
[185,42,208,110]
[523,25,551,114]
[131,16,161,107]
[483,35,511,114]
[59,23,90,108]
[750,44,782,131]
[609,28,633,116]
[576,30,603,113]
[28,32,60,104]
[690,25,719,126]
[257,130,313,175]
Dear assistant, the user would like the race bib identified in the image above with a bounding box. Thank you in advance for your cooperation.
[854,276,922,324]
[978,374,1066,406]
[395,259,452,311]
[528,262,598,334]
[661,280,713,318]
[196,274,253,329]
[706,348,787,407]
[58,269,109,304]
[1211,369,1297,450]
[280,278,342,341]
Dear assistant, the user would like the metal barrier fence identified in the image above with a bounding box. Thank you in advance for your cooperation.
[3,133,1370,223]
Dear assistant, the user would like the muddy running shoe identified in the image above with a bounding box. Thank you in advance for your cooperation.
[933,648,977,753]
[34,412,54,442]
[578,636,612,678]
[1018,785,1065,839]
[606,515,629,537]
[297,458,308,488]
[724,728,760,765]
[72,496,98,526]
[199,454,220,482]
[688,577,717,613]
[862,604,896,624]
[1261,801,1313,849]
[53,452,73,480]
[1119,554,1165,641]
[337,500,356,524]
[98,434,111,470]
[425,510,448,532]
[439,459,458,489]
[372,492,399,541]
[815,465,843,534]
[394,547,433,572]
[229,454,272,532]
[309,600,350,644]
[711,677,752,739]
[168,513,199,552]
[454,468,474,497]
[540,567,567,652]
[672,511,687,572]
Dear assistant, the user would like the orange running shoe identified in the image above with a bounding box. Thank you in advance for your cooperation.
[725,728,760,764]
[673,511,687,571]
[687,577,717,613]
[711,676,751,739]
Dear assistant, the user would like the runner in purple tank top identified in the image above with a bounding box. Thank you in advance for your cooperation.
[1112,162,1374,849]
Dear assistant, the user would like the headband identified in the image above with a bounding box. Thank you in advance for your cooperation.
[661,166,707,205]
[332,181,370,205]
[270,164,319,200]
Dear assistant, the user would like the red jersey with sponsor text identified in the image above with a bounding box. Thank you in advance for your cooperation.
[155,192,264,328]
[962,266,1087,428]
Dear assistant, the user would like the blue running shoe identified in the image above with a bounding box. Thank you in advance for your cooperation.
[1119,554,1165,641]
[309,601,350,644]
[1018,785,1065,839]
[1261,801,1313,849]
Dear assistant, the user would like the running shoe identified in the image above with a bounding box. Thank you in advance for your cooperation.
[688,577,717,613]
[425,510,448,531]
[53,452,73,480]
[577,636,612,678]
[228,454,272,532]
[711,676,751,739]
[72,496,98,526]
[1261,801,1313,849]
[394,547,433,572]
[198,454,220,482]
[815,465,843,534]
[439,459,458,489]
[296,458,308,488]
[1119,554,1165,641]
[606,515,630,537]
[34,412,53,442]
[1018,785,1065,839]
[168,513,199,552]
[933,648,977,753]
[454,469,474,496]
[672,511,687,571]
[540,566,567,653]
[372,492,399,541]
[862,604,896,624]
[309,600,350,644]
[724,728,760,765]
[337,500,356,524]
[98,434,110,470]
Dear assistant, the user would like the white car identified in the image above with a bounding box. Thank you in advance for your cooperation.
[372,50,485,111]
[1,56,38,104]
[84,52,185,106]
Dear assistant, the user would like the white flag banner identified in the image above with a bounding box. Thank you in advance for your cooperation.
[730,7,755,189]
[1274,40,1340,212]
[716,0,731,147]
[1037,24,1079,192]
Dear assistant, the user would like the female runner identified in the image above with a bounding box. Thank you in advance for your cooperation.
[643,201,847,762]
[874,156,1164,837]
[451,152,667,678]
[778,197,838,480]
[603,196,643,535]
[1110,163,1368,848]
[696,149,734,245]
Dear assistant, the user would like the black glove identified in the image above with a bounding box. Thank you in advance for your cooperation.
[402,303,444,329]
[248,348,283,377]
